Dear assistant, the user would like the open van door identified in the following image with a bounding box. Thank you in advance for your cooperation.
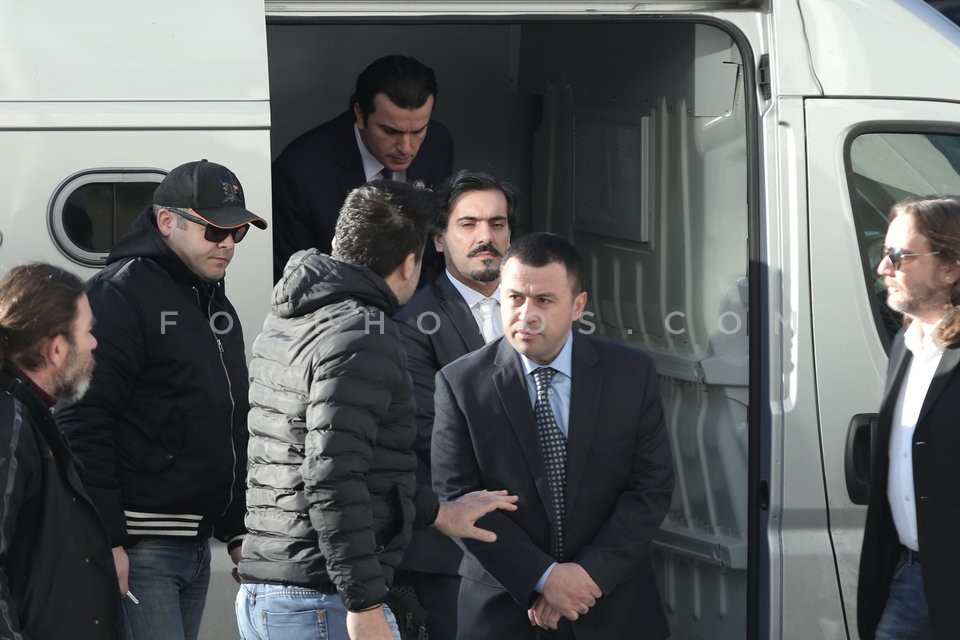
[806,98,960,637]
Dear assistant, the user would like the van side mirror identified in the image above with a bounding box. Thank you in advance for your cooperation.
[845,413,878,505]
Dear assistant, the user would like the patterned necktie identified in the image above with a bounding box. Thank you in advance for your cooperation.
[533,366,566,559]
[476,298,498,343]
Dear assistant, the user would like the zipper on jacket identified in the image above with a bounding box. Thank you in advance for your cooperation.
[206,289,238,520]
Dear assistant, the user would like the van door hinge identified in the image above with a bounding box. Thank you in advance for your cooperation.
[758,54,771,100]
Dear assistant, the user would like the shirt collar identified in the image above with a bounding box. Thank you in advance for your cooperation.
[904,318,945,359]
[445,270,500,308]
[520,330,574,380]
[28,378,57,408]
[354,122,385,182]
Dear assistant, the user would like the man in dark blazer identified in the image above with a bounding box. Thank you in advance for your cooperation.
[432,232,674,640]
[272,54,455,281]
[858,196,960,640]
[394,170,517,640]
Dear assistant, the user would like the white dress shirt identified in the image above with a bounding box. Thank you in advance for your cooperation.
[444,270,503,342]
[519,332,574,437]
[888,319,944,552]
[353,123,407,182]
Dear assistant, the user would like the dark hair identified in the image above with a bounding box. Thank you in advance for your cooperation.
[350,55,438,120]
[889,195,960,345]
[502,232,585,294]
[0,263,86,369]
[434,170,518,234]
[333,181,434,278]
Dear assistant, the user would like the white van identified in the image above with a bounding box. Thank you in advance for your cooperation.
[4,1,960,638]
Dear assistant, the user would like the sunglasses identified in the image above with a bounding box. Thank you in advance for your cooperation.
[168,207,249,243]
[879,245,941,270]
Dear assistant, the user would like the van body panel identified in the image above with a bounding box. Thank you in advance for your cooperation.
[0,0,269,102]
[805,96,960,640]
[0,102,270,129]
[266,0,765,16]
[774,0,960,99]
[0,132,273,345]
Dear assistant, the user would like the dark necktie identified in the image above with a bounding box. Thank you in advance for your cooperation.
[533,366,566,559]
[381,169,394,181]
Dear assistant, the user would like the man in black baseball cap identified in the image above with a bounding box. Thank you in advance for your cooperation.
[58,159,264,640]
[154,159,268,233]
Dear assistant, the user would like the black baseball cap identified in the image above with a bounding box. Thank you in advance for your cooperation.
[153,159,267,229]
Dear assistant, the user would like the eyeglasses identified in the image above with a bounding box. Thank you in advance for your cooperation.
[879,245,941,270]
[167,207,249,244]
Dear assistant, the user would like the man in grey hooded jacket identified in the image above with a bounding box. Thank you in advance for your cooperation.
[237,180,517,640]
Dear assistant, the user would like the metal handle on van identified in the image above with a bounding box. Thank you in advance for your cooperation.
[845,413,878,505]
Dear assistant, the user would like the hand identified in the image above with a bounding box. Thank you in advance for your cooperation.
[346,606,395,640]
[432,489,519,542]
[541,563,602,621]
[528,595,565,630]
[112,546,129,596]
[229,545,243,584]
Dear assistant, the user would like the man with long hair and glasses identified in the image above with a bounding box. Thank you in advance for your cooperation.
[0,262,123,639]
[58,160,267,640]
[859,195,960,639]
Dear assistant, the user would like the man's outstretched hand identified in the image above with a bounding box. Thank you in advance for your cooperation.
[432,489,519,541]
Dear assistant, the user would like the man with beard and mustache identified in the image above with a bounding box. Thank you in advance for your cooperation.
[858,195,960,640]
[57,160,267,640]
[0,262,123,639]
[393,170,517,640]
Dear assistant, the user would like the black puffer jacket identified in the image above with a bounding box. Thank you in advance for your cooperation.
[239,250,438,611]
[57,208,249,548]
[0,364,124,639]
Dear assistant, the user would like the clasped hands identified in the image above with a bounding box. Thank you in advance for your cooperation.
[527,563,602,630]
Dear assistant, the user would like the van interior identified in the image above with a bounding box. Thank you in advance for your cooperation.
[267,18,752,640]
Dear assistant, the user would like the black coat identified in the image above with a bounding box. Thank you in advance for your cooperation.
[271,110,454,281]
[858,329,960,639]
[394,273,485,575]
[239,250,439,611]
[432,334,674,640]
[0,364,124,639]
[57,208,250,548]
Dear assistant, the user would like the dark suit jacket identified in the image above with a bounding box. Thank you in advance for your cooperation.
[432,333,674,640]
[858,328,960,640]
[271,110,454,281]
[394,273,485,575]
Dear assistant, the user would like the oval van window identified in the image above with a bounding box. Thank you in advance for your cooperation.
[50,169,165,266]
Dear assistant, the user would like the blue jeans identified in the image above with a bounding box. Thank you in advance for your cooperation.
[875,550,932,640]
[235,583,401,640]
[123,537,211,640]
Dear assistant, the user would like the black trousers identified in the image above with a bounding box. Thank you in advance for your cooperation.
[404,570,461,640]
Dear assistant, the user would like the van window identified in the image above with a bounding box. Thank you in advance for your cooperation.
[848,132,960,345]
[50,171,163,266]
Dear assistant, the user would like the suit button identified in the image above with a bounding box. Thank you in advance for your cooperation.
[93,618,101,625]
[84,557,91,564]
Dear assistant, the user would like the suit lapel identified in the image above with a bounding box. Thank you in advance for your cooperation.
[435,275,485,352]
[916,344,960,425]
[876,334,911,458]
[492,341,554,514]
[879,336,910,417]
[565,334,602,513]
